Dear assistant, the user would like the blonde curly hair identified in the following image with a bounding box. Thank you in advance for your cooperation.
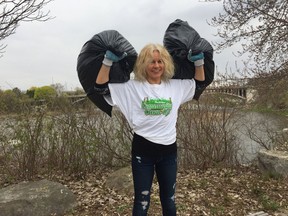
[133,43,175,82]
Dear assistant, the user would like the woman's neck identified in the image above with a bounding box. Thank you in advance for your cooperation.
[147,78,161,84]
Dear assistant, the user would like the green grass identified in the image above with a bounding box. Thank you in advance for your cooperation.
[251,186,280,211]
[260,195,280,211]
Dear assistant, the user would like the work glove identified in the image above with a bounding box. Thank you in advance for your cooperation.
[102,50,127,67]
[187,49,204,67]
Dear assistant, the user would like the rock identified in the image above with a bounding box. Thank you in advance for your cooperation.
[247,210,288,216]
[0,179,77,216]
[105,167,134,195]
[257,149,288,177]
[247,211,269,216]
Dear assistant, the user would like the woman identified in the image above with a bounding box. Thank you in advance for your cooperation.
[93,43,205,215]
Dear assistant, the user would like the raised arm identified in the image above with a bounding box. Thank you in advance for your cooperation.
[91,50,127,95]
[194,65,205,81]
[187,50,206,99]
[187,50,205,81]
[96,50,127,84]
[96,64,111,84]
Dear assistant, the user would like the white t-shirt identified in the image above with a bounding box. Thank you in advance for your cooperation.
[105,79,195,145]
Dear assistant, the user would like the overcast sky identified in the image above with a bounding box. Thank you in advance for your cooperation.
[0,0,245,91]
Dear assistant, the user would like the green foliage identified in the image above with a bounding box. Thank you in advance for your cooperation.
[33,86,57,100]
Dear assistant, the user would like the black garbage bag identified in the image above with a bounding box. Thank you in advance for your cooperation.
[163,19,215,100]
[77,30,137,116]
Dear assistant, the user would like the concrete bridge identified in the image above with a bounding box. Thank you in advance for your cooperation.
[205,86,248,100]
[205,78,255,102]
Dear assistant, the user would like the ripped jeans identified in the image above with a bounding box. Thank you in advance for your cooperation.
[131,153,177,216]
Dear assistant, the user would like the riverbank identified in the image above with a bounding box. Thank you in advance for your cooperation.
[57,165,288,216]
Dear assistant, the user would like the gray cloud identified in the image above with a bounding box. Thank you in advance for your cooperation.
[0,0,244,91]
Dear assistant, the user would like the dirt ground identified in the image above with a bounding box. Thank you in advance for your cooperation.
[61,165,288,216]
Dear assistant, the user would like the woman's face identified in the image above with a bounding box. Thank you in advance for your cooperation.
[146,50,164,84]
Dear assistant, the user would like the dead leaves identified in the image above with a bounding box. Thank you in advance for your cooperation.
[62,166,288,215]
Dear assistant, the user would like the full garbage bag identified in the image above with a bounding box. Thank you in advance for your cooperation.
[77,30,137,116]
[163,19,215,99]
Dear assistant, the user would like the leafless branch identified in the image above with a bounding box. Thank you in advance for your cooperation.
[0,0,53,54]
[209,0,288,73]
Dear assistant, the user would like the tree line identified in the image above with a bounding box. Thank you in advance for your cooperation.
[0,84,85,114]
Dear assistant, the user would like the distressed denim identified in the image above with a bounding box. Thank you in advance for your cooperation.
[131,152,177,216]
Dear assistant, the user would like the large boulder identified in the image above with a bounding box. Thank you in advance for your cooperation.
[257,149,288,177]
[105,167,134,195]
[0,179,77,216]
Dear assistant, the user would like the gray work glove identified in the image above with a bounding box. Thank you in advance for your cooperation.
[102,50,127,66]
[187,49,204,67]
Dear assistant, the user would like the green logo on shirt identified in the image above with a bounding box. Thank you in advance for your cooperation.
[141,97,172,116]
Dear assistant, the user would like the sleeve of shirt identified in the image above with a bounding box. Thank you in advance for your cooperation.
[104,82,132,119]
[179,79,196,104]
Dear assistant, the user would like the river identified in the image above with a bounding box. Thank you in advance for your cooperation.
[234,111,288,164]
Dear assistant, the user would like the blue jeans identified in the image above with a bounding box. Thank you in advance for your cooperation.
[131,153,177,216]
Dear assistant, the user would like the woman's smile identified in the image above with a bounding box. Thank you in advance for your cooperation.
[146,50,164,84]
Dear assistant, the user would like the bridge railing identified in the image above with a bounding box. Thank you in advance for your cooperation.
[205,78,250,99]
[209,78,250,88]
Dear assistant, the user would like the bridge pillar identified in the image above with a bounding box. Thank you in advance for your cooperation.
[246,89,257,103]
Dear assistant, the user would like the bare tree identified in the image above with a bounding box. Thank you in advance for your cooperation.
[209,0,288,73]
[0,0,53,55]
